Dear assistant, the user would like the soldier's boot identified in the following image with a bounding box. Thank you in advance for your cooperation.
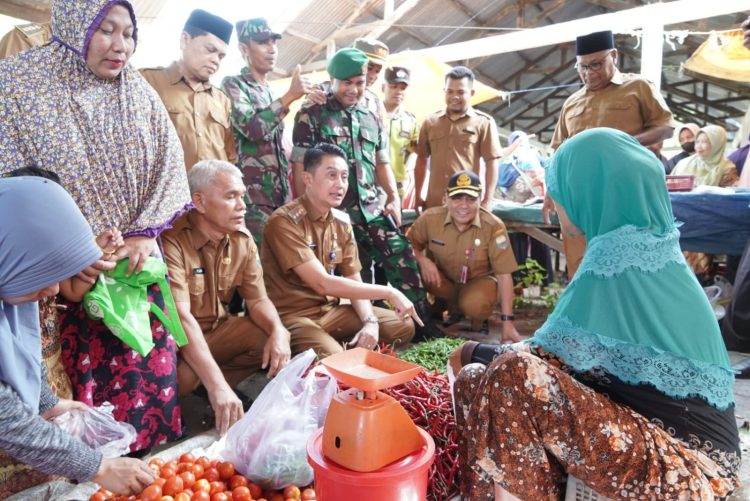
[412,299,445,342]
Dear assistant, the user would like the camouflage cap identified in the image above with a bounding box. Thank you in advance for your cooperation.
[447,170,482,198]
[327,48,368,80]
[352,38,389,65]
[385,66,410,85]
[236,18,281,43]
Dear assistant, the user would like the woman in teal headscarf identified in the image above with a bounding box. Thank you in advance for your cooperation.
[0,177,154,497]
[451,128,739,500]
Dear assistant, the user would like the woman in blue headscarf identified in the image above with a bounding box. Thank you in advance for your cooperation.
[0,177,154,497]
[451,129,739,500]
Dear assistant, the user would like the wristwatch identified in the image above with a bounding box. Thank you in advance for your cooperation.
[362,314,380,324]
[500,314,515,321]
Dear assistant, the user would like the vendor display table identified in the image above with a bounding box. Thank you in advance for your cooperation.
[403,190,750,256]
[670,191,750,256]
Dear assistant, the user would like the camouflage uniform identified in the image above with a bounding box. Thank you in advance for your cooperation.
[222,68,291,245]
[291,93,426,303]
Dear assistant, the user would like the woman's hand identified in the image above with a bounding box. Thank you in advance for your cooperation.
[96,228,124,261]
[94,457,155,496]
[40,399,88,420]
[115,236,156,275]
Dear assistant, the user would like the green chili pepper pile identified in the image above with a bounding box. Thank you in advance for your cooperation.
[400,337,465,373]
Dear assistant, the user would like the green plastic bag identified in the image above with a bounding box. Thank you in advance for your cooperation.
[83,257,188,356]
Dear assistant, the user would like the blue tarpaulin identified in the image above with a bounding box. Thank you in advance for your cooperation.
[671,192,750,256]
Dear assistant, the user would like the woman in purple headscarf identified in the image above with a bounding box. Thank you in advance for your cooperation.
[0,0,191,453]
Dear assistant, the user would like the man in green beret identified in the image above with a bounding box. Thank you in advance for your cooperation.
[221,18,324,246]
[291,48,441,340]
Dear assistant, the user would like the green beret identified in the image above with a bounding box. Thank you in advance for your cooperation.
[327,48,368,80]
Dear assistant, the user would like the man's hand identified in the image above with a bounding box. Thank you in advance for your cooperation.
[417,257,441,288]
[115,236,156,276]
[480,197,492,211]
[94,457,155,495]
[307,89,328,106]
[41,398,88,420]
[388,290,424,327]
[541,192,556,224]
[285,64,314,102]
[262,330,291,378]
[415,195,426,214]
[501,321,522,344]
[349,321,379,350]
[382,198,402,227]
[207,381,243,435]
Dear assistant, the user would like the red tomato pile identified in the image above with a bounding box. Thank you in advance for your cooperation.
[90,453,316,501]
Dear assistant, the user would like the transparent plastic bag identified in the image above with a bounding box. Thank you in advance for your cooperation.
[223,349,337,489]
[52,402,136,458]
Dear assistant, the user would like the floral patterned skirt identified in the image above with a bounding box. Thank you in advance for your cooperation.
[59,284,182,453]
[454,349,739,501]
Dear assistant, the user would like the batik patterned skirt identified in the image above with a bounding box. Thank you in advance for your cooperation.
[454,346,739,500]
[59,284,183,453]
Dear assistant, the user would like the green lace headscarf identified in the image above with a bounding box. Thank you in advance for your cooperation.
[533,128,733,409]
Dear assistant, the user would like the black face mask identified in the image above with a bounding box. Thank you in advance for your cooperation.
[681,141,695,153]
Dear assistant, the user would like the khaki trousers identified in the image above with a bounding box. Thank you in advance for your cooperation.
[284,305,415,358]
[177,316,267,396]
[427,273,498,325]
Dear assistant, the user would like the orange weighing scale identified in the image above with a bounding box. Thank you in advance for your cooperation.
[308,348,435,501]
[319,347,427,472]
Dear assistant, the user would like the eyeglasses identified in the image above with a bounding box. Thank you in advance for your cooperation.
[574,50,614,73]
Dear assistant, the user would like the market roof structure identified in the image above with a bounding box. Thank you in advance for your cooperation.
[2,0,748,144]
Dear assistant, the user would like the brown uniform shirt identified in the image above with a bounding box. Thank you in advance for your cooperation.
[162,211,266,332]
[0,22,52,59]
[261,195,361,318]
[416,107,501,208]
[140,62,236,170]
[407,206,518,284]
[550,70,673,149]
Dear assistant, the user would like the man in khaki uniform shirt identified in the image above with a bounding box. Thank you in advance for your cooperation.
[408,170,521,342]
[141,9,236,171]
[0,22,52,59]
[162,160,291,434]
[262,143,417,357]
[548,30,673,278]
[415,66,502,210]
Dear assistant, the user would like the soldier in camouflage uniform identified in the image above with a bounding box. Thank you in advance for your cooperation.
[221,18,318,245]
[291,48,442,340]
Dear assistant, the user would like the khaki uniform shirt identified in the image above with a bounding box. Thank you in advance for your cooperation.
[551,70,673,149]
[416,107,501,208]
[0,23,52,59]
[261,195,361,318]
[162,211,266,332]
[140,62,236,170]
[407,206,518,284]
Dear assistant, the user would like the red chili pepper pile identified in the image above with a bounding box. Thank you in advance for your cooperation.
[382,370,459,500]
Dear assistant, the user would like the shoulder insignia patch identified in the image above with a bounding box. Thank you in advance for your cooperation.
[286,203,307,224]
[17,23,45,37]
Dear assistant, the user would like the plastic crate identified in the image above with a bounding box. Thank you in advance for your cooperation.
[564,475,615,501]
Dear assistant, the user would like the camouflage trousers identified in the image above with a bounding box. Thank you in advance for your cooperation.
[349,205,426,303]
[244,203,276,247]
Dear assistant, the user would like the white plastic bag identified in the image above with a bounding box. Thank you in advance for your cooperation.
[52,402,136,458]
[223,349,337,489]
